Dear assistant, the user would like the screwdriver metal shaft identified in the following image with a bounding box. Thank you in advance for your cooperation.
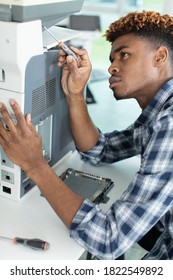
[0,235,50,251]
[42,24,78,60]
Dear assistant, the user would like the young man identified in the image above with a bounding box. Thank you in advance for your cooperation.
[0,11,173,260]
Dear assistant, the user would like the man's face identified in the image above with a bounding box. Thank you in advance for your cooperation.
[108,33,159,108]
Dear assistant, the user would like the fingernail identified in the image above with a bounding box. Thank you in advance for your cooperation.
[28,113,31,122]
[9,99,15,105]
[67,56,73,63]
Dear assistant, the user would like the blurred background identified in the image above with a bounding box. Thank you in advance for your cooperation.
[68,0,169,69]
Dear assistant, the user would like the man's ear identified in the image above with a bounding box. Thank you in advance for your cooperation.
[154,46,168,66]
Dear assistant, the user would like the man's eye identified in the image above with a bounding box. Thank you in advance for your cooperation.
[121,52,128,58]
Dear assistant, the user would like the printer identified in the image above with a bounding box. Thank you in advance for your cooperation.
[0,0,84,201]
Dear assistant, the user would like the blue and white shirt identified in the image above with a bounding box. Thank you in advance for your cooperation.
[70,79,173,260]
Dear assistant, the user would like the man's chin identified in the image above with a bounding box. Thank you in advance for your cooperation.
[113,92,122,100]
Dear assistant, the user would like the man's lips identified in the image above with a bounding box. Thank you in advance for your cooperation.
[109,76,122,88]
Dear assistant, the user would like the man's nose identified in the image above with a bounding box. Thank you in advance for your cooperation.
[108,63,119,75]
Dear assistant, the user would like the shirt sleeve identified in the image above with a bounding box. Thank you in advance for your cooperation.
[70,115,173,260]
[78,126,139,165]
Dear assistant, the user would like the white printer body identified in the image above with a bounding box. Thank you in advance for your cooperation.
[0,0,84,200]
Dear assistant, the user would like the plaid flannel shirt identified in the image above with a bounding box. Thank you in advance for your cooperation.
[70,79,173,260]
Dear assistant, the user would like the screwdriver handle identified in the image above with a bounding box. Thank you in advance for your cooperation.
[13,237,50,251]
[58,42,78,60]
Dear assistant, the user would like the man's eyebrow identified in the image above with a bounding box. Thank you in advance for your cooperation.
[109,45,129,61]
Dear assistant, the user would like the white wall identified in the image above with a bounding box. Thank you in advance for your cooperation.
[162,0,173,15]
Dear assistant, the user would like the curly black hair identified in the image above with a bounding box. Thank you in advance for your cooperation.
[105,11,173,54]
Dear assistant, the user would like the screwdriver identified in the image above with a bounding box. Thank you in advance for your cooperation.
[0,235,50,251]
[42,24,78,60]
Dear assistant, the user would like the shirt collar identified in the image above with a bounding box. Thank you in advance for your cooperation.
[134,78,173,128]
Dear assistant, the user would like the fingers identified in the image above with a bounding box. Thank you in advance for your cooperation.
[0,101,17,134]
[25,113,32,127]
[0,113,6,143]
[0,99,28,134]
[9,99,26,127]
[65,55,80,75]
[57,50,66,67]
[57,47,90,67]
[57,50,76,67]
[71,47,90,62]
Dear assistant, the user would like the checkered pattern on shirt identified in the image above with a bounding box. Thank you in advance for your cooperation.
[70,79,173,260]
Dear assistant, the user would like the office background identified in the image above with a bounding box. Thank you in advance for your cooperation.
[79,0,168,67]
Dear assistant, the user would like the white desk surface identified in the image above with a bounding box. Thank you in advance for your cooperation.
[0,151,140,260]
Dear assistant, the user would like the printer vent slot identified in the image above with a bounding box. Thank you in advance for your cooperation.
[31,78,56,118]
[32,85,46,117]
[46,78,56,108]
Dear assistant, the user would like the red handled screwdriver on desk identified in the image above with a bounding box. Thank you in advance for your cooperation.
[42,24,78,60]
[0,235,50,251]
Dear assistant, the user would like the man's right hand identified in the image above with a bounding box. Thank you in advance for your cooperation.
[57,46,99,153]
[57,46,92,99]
